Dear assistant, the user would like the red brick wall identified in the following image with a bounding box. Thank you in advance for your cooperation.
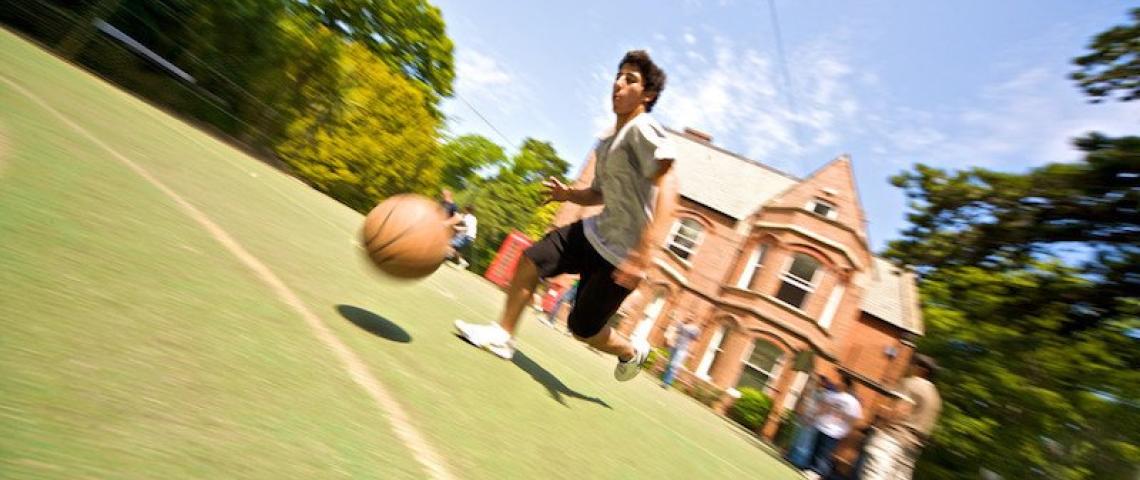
[843,313,915,385]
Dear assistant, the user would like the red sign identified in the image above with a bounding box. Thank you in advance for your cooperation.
[541,283,567,313]
[484,231,533,288]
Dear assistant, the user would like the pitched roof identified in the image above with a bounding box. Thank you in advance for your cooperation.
[861,257,924,334]
[666,129,799,220]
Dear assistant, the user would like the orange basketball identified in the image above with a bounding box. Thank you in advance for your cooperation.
[361,194,451,279]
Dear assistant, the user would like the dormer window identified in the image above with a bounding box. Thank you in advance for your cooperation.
[807,198,838,220]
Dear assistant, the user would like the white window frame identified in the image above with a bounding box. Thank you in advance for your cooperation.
[666,218,704,262]
[782,371,812,411]
[738,340,786,395]
[632,291,667,341]
[775,254,822,310]
[806,198,839,220]
[696,325,726,380]
[817,283,845,330]
[735,244,767,290]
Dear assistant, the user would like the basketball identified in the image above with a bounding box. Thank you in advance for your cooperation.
[361,194,451,279]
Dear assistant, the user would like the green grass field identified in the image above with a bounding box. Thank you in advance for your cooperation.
[0,29,799,479]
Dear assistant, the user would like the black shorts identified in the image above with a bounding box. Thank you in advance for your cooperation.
[524,221,632,338]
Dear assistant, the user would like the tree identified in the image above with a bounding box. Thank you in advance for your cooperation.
[506,138,571,184]
[458,138,569,272]
[300,0,455,112]
[887,133,1140,327]
[1072,8,1140,102]
[887,139,1140,479]
[276,33,442,213]
[437,135,507,191]
[884,10,1140,477]
[902,263,1139,480]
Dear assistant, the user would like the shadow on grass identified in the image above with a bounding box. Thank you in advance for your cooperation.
[512,350,611,410]
[336,305,411,343]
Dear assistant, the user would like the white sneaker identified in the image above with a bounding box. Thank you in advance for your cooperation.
[454,320,515,359]
[457,258,469,269]
[613,337,650,382]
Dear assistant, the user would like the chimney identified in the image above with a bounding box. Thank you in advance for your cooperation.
[682,127,713,143]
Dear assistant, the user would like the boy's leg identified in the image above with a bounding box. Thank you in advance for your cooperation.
[577,324,636,360]
[565,266,649,381]
[499,256,540,333]
[455,223,580,359]
[567,266,635,358]
[453,256,538,359]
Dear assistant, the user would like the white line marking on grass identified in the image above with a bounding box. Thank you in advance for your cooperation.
[0,75,457,480]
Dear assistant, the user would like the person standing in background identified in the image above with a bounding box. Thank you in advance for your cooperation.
[661,316,701,387]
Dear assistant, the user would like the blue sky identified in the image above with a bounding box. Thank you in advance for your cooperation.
[433,0,1137,252]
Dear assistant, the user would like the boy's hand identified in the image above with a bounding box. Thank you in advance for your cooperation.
[542,176,572,203]
[613,250,648,289]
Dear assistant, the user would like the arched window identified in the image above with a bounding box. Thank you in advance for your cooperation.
[737,339,785,393]
[775,253,822,309]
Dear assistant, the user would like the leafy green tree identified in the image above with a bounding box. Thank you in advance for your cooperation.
[458,138,569,272]
[506,138,571,184]
[300,0,455,112]
[276,34,441,212]
[887,133,1139,326]
[1072,8,1140,102]
[903,263,1138,479]
[437,135,507,191]
[885,10,1140,477]
[887,137,1139,479]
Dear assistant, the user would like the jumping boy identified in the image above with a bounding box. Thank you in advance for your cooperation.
[455,50,678,381]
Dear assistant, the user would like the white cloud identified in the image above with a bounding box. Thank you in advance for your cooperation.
[655,36,862,172]
[456,49,511,88]
[586,65,615,137]
[870,66,1140,169]
[890,126,947,151]
[683,33,697,45]
[442,47,556,151]
[443,46,548,147]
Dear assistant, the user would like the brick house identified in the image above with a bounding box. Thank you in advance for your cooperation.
[548,127,923,446]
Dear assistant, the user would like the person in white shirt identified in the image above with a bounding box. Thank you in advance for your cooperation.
[804,374,863,480]
[447,204,477,269]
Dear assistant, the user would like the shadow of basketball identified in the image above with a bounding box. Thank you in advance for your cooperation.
[336,304,412,343]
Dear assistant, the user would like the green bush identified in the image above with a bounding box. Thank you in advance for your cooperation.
[728,387,774,432]
[643,347,671,375]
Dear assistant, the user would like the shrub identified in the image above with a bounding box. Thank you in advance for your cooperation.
[643,347,671,375]
[728,387,774,431]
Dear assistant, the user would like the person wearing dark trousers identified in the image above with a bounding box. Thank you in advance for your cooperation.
[802,374,862,480]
